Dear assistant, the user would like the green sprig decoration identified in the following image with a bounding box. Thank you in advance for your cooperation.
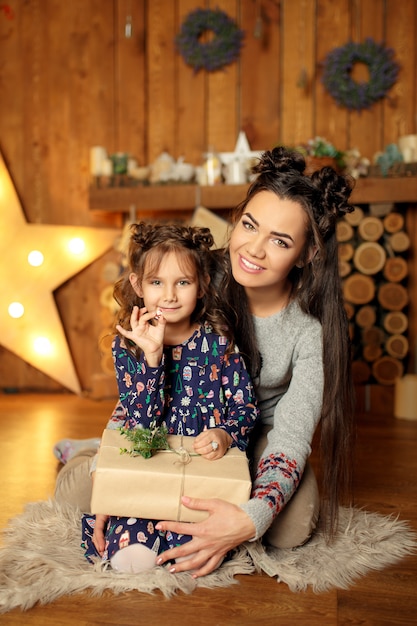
[119,422,169,459]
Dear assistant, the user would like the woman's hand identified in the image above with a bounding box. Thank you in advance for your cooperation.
[193,428,232,460]
[116,305,166,366]
[155,496,256,577]
[92,513,109,556]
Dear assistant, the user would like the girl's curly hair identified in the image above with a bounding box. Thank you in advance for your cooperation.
[113,222,232,358]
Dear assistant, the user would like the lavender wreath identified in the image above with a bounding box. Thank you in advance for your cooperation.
[175,8,244,72]
[322,38,399,111]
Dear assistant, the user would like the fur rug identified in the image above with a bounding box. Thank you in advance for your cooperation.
[0,499,415,613]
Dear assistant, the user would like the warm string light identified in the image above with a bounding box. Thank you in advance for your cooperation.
[33,336,53,356]
[28,250,44,266]
[8,302,24,319]
[68,237,86,254]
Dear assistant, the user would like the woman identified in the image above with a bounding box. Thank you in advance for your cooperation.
[153,146,355,577]
[55,146,355,578]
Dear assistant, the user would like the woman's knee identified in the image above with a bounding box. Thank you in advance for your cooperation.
[54,452,94,512]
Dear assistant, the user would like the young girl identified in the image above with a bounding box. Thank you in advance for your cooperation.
[81,222,258,573]
[154,146,356,577]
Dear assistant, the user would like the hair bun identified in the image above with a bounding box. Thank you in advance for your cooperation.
[130,222,154,247]
[129,222,214,252]
[253,146,306,176]
[311,167,355,218]
[190,226,214,250]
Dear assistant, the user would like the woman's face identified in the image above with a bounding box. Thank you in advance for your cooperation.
[229,190,308,296]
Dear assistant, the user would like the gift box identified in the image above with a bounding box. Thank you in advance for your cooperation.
[90,429,252,522]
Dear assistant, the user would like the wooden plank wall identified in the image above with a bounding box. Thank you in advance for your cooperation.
[0,0,416,393]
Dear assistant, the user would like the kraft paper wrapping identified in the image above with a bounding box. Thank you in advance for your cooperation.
[91,429,252,522]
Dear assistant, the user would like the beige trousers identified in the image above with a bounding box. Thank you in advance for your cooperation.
[54,448,95,514]
[54,426,320,549]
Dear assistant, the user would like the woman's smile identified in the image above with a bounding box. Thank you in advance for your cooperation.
[238,254,265,273]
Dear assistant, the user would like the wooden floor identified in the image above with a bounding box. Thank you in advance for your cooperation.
[0,392,416,626]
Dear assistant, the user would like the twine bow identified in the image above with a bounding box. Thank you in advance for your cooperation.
[173,446,192,465]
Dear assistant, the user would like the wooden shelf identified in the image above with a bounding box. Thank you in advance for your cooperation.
[89,178,417,213]
[351,177,417,204]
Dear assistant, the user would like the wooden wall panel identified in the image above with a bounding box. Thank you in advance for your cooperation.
[0,2,23,181]
[280,0,316,148]
[115,0,146,162]
[384,0,417,142]
[348,0,384,160]
[1,0,417,392]
[46,2,73,223]
[21,0,50,225]
[206,0,239,152]
[315,0,350,148]
[146,0,177,162]
[176,0,207,165]
[240,0,281,150]
[86,0,117,159]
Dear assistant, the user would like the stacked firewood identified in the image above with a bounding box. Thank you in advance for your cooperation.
[339,205,410,385]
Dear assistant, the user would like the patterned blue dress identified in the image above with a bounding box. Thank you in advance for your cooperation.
[82,323,258,564]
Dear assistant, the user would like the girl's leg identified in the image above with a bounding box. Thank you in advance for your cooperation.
[54,449,95,512]
[251,425,320,549]
[53,438,100,464]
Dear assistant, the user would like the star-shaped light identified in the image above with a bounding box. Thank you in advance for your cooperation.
[218,131,263,166]
[0,151,119,393]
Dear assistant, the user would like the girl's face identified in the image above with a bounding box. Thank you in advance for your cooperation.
[229,190,308,299]
[132,250,201,325]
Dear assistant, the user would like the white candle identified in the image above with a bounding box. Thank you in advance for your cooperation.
[90,146,107,176]
[101,158,113,177]
[398,135,417,163]
[127,157,138,174]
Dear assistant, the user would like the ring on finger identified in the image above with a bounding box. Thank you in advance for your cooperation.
[211,441,219,451]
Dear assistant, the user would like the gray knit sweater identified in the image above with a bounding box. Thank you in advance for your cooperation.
[240,299,324,539]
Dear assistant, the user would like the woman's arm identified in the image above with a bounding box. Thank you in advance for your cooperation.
[241,319,324,537]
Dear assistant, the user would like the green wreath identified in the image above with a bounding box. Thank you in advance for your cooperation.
[322,38,399,111]
[175,8,244,72]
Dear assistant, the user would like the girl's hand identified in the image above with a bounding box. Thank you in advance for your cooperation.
[92,513,109,556]
[193,428,232,460]
[155,497,256,577]
[116,305,166,366]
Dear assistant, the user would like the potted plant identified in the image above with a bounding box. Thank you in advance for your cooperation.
[293,136,346,174]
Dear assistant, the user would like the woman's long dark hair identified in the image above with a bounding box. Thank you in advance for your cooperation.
[218,146,356,537]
